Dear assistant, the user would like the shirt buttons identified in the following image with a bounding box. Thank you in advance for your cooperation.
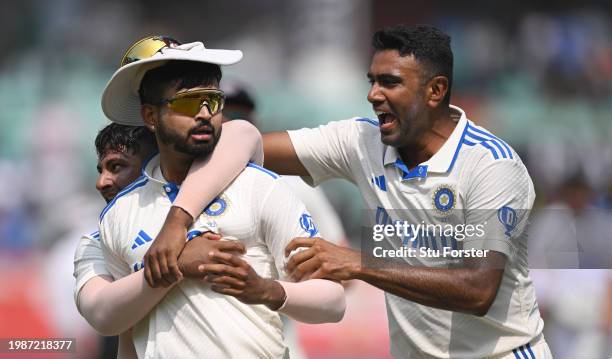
[164,186,172,193]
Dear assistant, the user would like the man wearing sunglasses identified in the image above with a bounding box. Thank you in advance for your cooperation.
[75,122,259,358]
[94,39,345,358]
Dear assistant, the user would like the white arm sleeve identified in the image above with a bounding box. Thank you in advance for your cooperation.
[77,223,173,336]
[277,279,345,323]
[77,271,173,336]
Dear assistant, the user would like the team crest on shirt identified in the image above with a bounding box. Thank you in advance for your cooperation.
[432,185,456,215]
[203,195,230,217]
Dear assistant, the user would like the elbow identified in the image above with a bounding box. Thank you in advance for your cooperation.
[89,312,122,336]
[469,290,497,317]
[313,285,347,323]
[329,301,346,323]
[82,306,124,336]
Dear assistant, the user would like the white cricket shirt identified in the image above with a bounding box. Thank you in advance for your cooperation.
[73,230,111,307]
[288,105,543,358]
[99,155,318,359]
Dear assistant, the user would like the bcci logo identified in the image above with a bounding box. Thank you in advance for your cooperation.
[204,196,229,217]
[432,185,456,215]
[299,213,318,237]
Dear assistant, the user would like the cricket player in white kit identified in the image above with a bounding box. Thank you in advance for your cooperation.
[261,25,553,358]
[93,39,345,358]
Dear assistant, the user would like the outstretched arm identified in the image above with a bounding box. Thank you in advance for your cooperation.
[285,237,505,316]
[262,131,309,176]
[144,120,262,287]
[175,120,264,217]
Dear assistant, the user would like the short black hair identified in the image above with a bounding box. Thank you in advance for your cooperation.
[95,123,157,159]
[139,60,222,105]
[372,25,453,104]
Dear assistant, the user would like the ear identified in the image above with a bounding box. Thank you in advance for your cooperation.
[426,76,449,108]
[141,105,157,132]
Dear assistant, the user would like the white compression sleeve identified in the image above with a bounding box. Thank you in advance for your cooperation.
[277,279,345,323]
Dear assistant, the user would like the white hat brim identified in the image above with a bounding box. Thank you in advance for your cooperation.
[101,44,243,126]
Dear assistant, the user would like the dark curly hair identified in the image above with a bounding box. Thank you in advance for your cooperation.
[372,25,453,105]
[95,123,157,160]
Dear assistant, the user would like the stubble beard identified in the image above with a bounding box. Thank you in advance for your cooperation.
[157,121,221,159]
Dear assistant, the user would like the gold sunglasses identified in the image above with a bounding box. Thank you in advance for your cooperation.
[158,89,225,117]
[120,35,181,67]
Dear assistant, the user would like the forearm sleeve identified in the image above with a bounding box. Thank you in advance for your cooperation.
[77,271,172,336]
[174,120,263,218]
[277,279,345,323]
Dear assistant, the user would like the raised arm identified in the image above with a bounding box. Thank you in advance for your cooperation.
[174,120,264,217]
[144,120,262,287]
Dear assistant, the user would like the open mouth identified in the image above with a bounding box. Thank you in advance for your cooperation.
[376,111,397,131]
[189,125,214,141]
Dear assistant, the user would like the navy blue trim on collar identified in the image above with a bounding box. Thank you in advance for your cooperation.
[393,158,428,180]
[163,182,180,203]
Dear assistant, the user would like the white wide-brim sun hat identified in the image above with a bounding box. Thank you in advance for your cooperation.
[101,41,243,126]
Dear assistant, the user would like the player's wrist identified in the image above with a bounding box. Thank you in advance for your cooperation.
[168,206,194,228]
[261,279,286,311]
[349,255,365,280]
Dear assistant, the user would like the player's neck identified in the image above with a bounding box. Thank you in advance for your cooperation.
[158,149,195,185]
[398,110,456,169]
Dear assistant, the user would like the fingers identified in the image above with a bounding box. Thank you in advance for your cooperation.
[286,249,315,273]
[144,253,155,287]
[199,263,249,280]
[215,241,246,254]
[210,286,243,297]
[210,251,249,268]
[158,253,173,287]
[148,253,163,287]
[285,237,317,257]
[205,275,246,289]
[290,257,320,282]
[201,232,222,241]
[166,252,183,283]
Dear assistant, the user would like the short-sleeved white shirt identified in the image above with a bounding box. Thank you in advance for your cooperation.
[73,230,111,308]
[288,105,543,358]
[99,155,318,359]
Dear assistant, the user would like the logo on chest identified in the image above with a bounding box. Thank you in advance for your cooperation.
[130,230,154,250]
[432,185,456,215]
[203,195,230,217]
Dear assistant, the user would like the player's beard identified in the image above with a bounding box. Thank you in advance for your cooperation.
[157,120,221,158]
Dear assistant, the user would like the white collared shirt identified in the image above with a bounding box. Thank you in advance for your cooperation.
[73,230,110,307]
[99,155,318,359]
[288,105,543,358]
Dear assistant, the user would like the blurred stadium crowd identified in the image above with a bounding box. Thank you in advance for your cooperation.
[0,1,610,358]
